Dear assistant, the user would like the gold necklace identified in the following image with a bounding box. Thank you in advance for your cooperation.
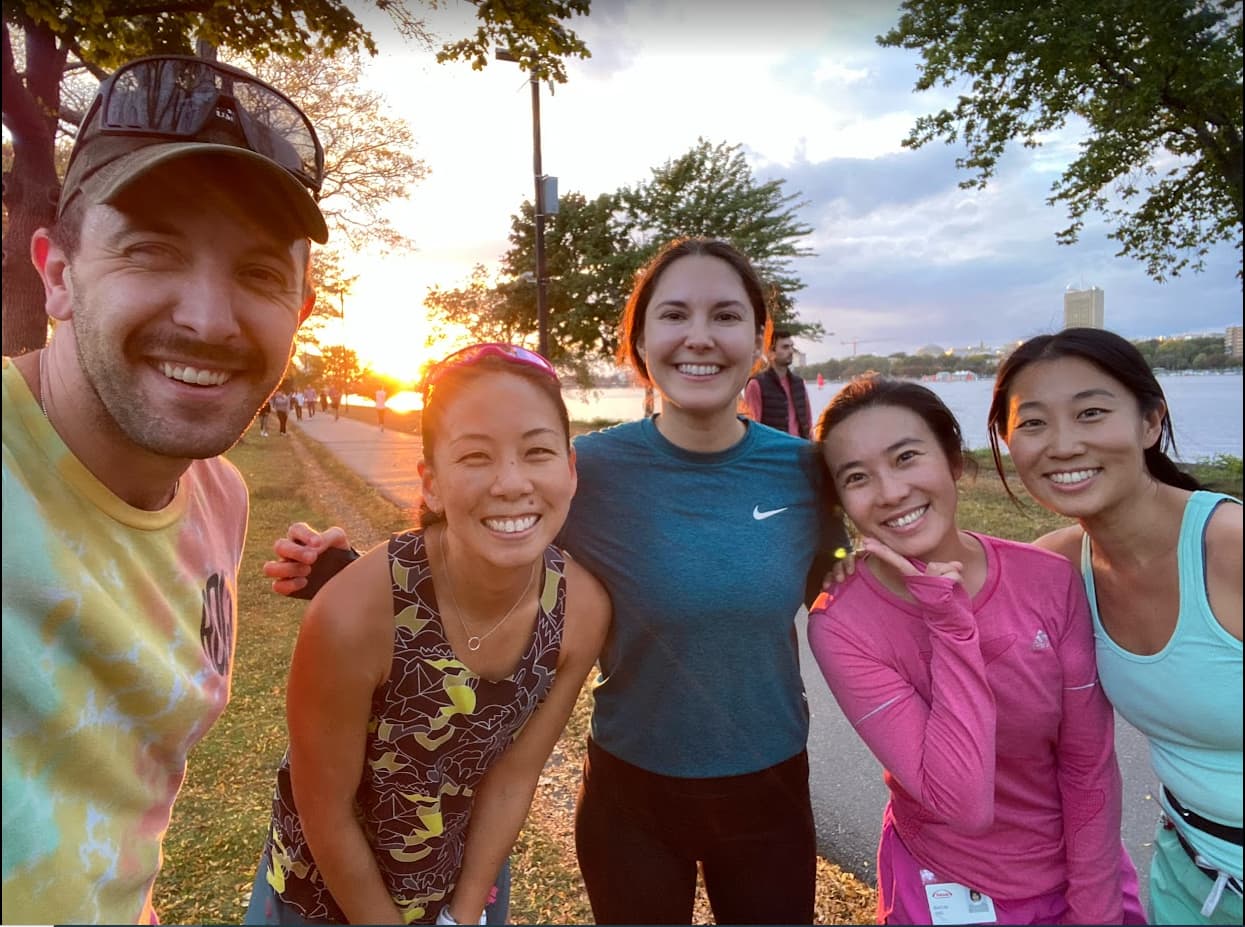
[438,529,538,652]
[37,355,51,421]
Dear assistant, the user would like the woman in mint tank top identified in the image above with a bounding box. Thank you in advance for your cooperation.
[988,328,1243,926]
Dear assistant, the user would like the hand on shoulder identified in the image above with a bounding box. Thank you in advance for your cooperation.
[263,522,354,596]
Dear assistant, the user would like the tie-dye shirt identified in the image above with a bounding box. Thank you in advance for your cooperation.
[260,530,565,924]
[1,358,248,924]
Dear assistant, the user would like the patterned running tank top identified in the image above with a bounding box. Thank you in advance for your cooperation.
[261,530,567,923]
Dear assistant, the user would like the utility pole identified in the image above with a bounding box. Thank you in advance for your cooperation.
[529,76,549,358]
[497,49,550,357]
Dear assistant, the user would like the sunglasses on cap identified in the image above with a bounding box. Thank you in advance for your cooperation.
[81,55,324,196]
[423,344,559,399]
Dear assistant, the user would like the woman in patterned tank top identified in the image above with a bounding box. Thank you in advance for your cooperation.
[245,346,611,925]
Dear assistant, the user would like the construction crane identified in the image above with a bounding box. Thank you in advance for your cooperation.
[841,337,899,357]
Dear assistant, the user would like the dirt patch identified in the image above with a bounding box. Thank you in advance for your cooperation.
[288,431,410,549]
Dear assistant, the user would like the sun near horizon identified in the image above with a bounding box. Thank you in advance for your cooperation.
[311,252,477,389]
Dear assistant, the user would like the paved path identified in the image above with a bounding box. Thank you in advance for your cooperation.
[292,412,1158,903]
[294,411,423,512]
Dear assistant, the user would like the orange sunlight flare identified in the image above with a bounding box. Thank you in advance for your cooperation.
[323,255,476,386]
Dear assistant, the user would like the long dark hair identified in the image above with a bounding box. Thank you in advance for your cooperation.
[814,373,976,507]
[987,328,1199,499]
[616,236,773,385]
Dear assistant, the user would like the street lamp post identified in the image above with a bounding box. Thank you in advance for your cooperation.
[496,48,550,357]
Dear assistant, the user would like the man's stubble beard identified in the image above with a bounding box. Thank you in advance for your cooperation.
[70,292,292,460]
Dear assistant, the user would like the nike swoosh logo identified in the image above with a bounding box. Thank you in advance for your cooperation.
[752,505,789,520]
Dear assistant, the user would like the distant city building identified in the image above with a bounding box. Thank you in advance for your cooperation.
[1064,285,1105,329]
[1227,325,1243,359]
[916,343,947,357]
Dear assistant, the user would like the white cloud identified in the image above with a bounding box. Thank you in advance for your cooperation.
[327,0,1240,373]
[812,59,870,86]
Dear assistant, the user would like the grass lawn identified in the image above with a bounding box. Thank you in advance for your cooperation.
[152,421,1240,924]
[151,423,409,924]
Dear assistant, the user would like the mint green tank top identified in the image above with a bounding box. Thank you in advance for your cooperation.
[1082,491,1242,878]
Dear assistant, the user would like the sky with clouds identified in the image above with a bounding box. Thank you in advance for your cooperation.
[333,0,1242,371]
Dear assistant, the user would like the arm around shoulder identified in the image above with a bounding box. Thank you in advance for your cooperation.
[1052,563,1126,924]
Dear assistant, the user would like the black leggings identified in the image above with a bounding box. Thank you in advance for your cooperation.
[575,738,816,925]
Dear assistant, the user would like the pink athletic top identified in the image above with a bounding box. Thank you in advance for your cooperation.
[809,533,1126,924]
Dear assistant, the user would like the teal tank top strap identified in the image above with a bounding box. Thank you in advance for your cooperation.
[1079,529,1104,632]
[1178,490,1242,638]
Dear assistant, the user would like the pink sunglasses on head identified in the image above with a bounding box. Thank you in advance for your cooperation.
[422,343,559,399]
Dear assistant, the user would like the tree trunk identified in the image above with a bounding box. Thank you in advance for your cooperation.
[2,20,66,355]
[2,171,55,356]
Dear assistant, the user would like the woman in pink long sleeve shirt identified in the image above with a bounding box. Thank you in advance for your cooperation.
[808,374,1143,925]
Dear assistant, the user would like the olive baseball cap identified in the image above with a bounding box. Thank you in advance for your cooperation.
[57,56,329,244]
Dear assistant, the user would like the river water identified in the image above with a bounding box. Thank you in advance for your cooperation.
[561,372,1243,462]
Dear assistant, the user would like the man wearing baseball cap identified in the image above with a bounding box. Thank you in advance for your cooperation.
[2,56,328,924]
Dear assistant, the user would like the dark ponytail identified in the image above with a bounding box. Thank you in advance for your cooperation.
[1144,444,1201,492]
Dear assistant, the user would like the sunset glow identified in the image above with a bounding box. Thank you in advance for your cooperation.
[313,249,485,383]
[291,0,1238,386]
[315,264,429,384]
[331,3,1240,368]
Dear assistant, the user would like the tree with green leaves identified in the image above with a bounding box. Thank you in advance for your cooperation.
[424,139,820,371]
[500,191,640,366]
[621,139,819,334]
[879,0,1243,282]
[1,0,592,354]
[1136,333,1238,370]
[424,263,531,350]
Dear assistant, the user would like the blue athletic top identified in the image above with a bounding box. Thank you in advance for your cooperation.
[1082,491,1242,878]
[559,417,843,777]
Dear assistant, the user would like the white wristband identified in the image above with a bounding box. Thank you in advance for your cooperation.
[438,902,488,924]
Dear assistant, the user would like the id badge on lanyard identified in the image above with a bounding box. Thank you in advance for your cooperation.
[924,882,998,925]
